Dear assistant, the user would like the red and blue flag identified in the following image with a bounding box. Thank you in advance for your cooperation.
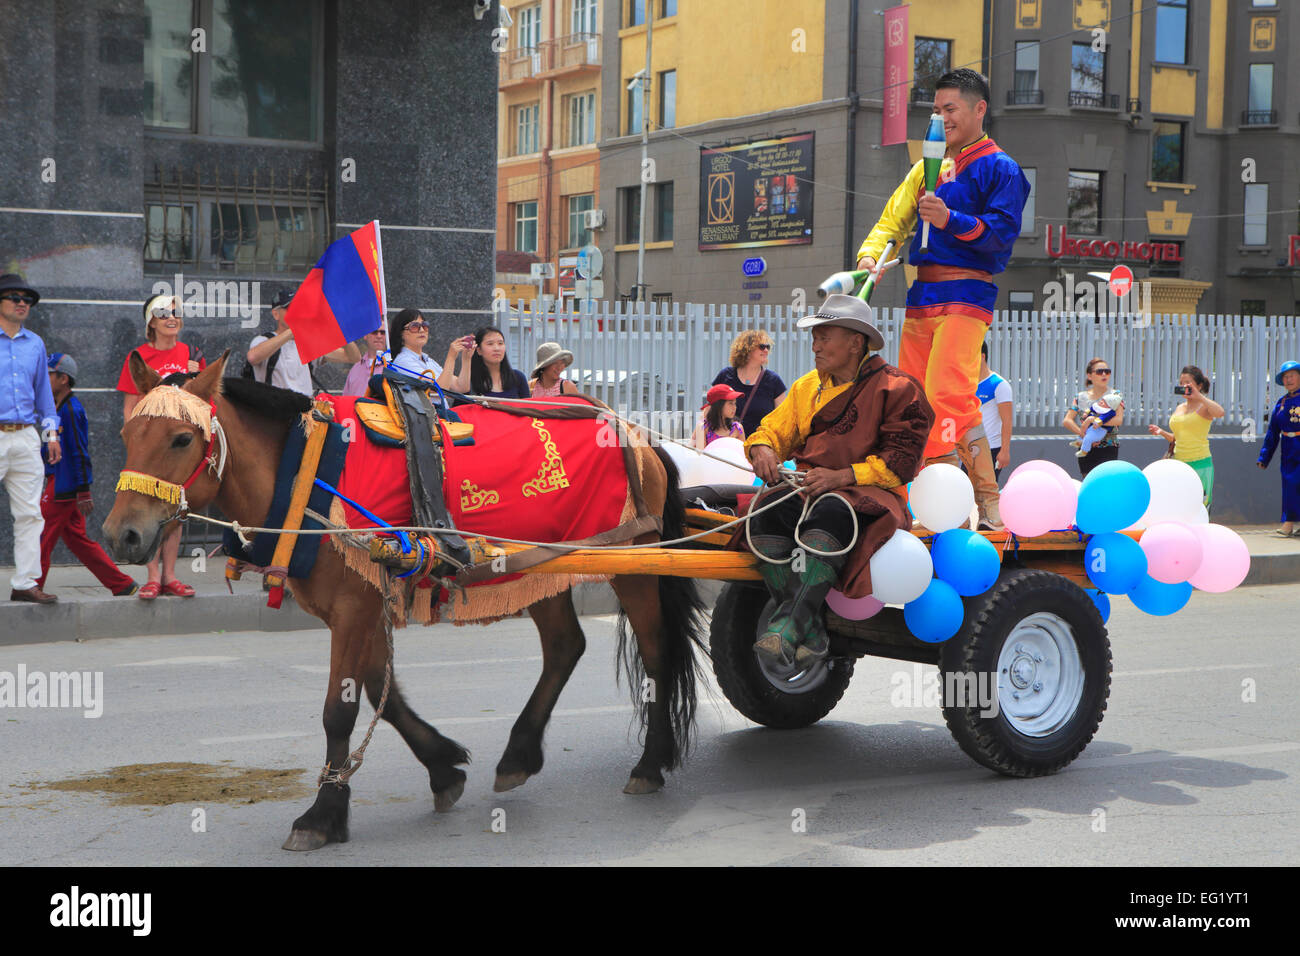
[285,220,386,362]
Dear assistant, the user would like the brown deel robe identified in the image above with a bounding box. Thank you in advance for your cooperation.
[733,355,933,598]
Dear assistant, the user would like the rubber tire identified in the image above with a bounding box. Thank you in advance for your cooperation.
[710,581,855,729]
[939,568,1111,777]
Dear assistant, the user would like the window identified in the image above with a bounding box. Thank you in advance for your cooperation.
[567,194,594,248]
[628,0,646,27]
[1067,170,1102,235]
[914,37,952,91]
[1247,63,1273,118]
[658,70,676,129]
[655,182,673,241]
[620,186,642,243]
[1241,299,1266,316]
[1070,42,1106,105]
[1020,168,1037,235]
[518,4,541,50]
[514,201,538,253]
[144,0,321,141]
[567,91,596,146]
[1012,42,1040,103]
[627,84,643,135]
[1008,291,1035,312]
[661,0,678,16]
[1244,184,1269,245]
[514,103,539,155]
[1152,122,1184,181]
[1155,0,1188,64]
[571,0,597,35]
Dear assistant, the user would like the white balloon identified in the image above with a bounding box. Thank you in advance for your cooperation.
[910,463,975,532]
[1137,459,1205,527]
[869,529,934,604]
[661,441,706,487]
[695,437,754,485]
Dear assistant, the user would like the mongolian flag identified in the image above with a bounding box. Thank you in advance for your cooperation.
[285,220,387,362]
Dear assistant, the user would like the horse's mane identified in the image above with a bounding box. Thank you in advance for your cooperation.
[218,377,313,423]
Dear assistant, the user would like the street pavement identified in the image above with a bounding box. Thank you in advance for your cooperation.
[0,583,1296,866]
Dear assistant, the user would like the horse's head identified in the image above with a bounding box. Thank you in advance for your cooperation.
[102,350,230,564]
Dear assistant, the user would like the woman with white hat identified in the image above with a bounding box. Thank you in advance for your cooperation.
[530,342,579,398]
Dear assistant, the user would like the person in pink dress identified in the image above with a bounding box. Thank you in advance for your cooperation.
[530,342,579,398]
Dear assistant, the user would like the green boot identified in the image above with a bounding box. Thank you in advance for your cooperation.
[750,534,798,666]
[757,530,846,668]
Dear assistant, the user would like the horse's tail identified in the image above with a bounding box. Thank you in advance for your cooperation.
[616,445,709,770]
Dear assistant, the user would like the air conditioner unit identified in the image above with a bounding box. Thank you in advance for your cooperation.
[584,208,606,229]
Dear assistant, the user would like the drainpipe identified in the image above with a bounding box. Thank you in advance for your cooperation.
[842,0,859,269]
[541,0,556,299]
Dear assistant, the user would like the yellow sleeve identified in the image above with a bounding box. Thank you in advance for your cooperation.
[745,373,814,463]
[857,161,924,263]
[851,455,902,488]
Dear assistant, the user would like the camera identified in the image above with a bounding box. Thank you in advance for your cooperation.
[1173,385,1191,395]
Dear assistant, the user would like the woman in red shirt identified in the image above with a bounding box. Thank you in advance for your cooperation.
[115,294,206,600]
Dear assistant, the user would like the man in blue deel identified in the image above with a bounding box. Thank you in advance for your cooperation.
[1258,360,1300,536]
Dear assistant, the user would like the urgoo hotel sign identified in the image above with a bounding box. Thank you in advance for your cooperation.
[1045,224,1183,262]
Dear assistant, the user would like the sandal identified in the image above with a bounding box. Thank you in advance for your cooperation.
[138,581,161,601]
[161,579,195,598]
[1274,524,1295,538]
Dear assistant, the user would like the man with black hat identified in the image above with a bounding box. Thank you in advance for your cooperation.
[0,274,62,604]
[39,353,137,596]
[246,287,360,396]
[742,294,933,666]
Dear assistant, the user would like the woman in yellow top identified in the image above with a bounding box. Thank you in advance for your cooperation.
[1147,365,1224,508]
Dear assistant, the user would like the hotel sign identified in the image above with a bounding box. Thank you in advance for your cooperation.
[1046,224,1183,262]
[699,133,814,251]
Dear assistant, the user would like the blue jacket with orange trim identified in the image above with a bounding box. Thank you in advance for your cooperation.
[44,393,94,499]
[858,135,1030,324]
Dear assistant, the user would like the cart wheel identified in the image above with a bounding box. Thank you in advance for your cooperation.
[939,568,1111,777]
[710,582,855,729]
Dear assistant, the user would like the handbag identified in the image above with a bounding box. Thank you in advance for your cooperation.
[737,368,765,424]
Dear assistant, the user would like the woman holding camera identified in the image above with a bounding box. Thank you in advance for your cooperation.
[1063,357,1125,477]
[1147,365,1224,510]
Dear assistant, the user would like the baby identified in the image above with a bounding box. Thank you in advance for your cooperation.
[1073,398,1116,456]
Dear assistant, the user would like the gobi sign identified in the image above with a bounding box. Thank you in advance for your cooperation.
[742,257,767,277]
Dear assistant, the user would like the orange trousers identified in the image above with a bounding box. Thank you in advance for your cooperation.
[898,312,988,458]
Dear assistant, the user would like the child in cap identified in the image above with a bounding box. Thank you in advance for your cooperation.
[692,384,746,449]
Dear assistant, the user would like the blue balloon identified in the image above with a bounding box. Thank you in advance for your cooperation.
[1084,588,1111,624]
[903,578,965,643]
[1084,532,1148,595]
[1076,460,1150,534]
[1127,574,1193,616]
[931,529,1001,596]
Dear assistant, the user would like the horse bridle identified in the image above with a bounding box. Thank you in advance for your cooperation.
[115,397,229,520]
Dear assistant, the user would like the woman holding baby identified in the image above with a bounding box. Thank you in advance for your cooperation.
[1063,357,1125,477]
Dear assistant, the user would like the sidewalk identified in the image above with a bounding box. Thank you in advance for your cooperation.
[2,526,1297,646]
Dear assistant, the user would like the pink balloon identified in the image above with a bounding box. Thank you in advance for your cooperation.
[1187,524,1251,592]
[826,589,884,620]
[1007,459,1076,527]
[1001,472,1067,537]
[1140,521,1204,584]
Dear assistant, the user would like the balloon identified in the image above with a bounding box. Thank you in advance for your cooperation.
[903,578,965,643]
[1134,459,1206,528]
[1127,575,1193,616]
[1076,460,1150,533]
[662,441,707,487]
[1008,458,1072,491]
[931,528,1001,596]
[697,437,755,485]
[1084,531,1148,594]
[826,589,885,620]
[752,459,797,487]
[1001,472,1067,537]
[1187,524,1251,592]
[1140,521,1204,584]
[1006,460,1077,526]
[1084,588,1111,624]
[910,463,975,533]
[868,529,934,604]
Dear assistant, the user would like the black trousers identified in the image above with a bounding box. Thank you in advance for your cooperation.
[1078,443,1120,478]
[749,488,856,544]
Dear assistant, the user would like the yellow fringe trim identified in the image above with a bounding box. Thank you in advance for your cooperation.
[116,470,184,505]
[130,385,213,441]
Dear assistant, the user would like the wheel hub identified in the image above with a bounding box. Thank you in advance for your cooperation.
[995,612,1085,738]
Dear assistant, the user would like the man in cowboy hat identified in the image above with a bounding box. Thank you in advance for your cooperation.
[0,274,62,604]
[743,294,933,666]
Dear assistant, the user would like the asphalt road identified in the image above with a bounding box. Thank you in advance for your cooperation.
[1,583,1296,866]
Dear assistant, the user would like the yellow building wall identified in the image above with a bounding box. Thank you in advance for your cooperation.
[1151,65,1197,117]
[1206,0,1227,128]
[620,0,825,130]
[907,0,984,83]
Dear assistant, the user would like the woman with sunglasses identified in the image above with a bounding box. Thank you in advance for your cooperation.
[114,294,207,600]
[388,308,471,393]
[711,330,788,438]
[1063,357,1125,477]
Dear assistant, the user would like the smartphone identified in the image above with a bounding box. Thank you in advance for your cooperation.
[460,335,476,348]
[1173,385,1190,395]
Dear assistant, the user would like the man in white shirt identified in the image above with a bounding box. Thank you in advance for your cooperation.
[247,288,359,396]
[976,340,1013,479]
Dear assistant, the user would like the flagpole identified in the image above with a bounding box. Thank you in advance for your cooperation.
[373,219,389,352]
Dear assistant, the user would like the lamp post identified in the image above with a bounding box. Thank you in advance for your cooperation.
[634,9,654,305]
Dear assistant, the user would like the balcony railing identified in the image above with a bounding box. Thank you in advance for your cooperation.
[499,33,601,85]
[1069,91,1119,109]
[1006,88,1044,105]
[1241,109,1277,125]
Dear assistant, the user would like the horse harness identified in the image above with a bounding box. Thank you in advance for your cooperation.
[115,390,229,520]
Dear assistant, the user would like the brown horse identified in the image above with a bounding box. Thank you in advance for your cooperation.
[102,351,707,850]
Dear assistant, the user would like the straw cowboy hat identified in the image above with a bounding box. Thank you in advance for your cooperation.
[532,341,574,378]
[795,293,885,352]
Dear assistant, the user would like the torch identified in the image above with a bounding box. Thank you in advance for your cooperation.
[919,112,945,253]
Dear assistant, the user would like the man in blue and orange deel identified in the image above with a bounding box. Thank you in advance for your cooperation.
[857,68,1030,530]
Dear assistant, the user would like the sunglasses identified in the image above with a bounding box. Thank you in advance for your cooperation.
[1093,368,1112,375]
[405,321,429,331]
[2,293,36,305]
[756,343,772,351]
[151,309,180,319]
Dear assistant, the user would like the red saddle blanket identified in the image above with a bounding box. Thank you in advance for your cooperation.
[320,395,630,545]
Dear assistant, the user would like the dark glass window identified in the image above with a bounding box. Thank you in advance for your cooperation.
[1071,43,1105,99]
[658,70,676,129]
[627,86,643,135]
[1241,299,1266,316]
[1068,170,1102,235]
[1155,0,1189,64]
[628,0,645,27]
[143,0,193,129]
[914,37,951,92]
[620,187,641,244]
[1152,122,1185,181]
[1014,42,1039,94]
[655,182,673,242]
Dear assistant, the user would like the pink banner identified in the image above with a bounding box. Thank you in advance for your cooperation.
[881,4,909,147]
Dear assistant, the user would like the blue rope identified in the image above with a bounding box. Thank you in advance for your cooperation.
[312,477,412,554]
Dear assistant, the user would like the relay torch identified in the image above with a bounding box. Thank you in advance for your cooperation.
[919,112,945,253]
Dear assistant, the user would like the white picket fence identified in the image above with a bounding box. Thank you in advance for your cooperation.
[500,301,1300,440]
